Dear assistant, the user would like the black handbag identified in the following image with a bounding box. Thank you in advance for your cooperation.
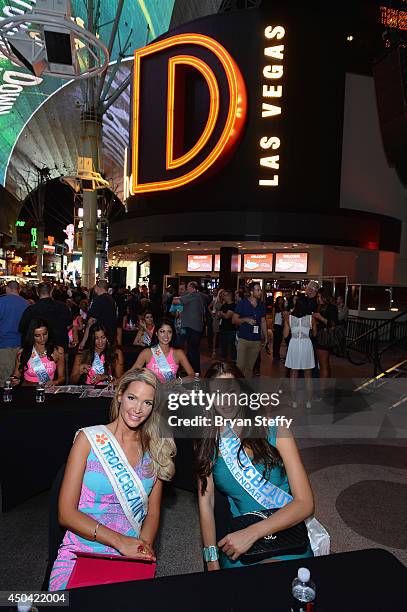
[316,325,343,351]
[230,509,308,564]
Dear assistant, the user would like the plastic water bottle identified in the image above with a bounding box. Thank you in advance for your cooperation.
[35,383,45,403]
[193,372,200,392]
[17,603,38,612]
[3,379,12,403]
[292,567,316,607]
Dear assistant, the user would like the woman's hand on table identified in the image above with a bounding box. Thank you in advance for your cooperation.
[118,536,156,561]
[218,527,258,561]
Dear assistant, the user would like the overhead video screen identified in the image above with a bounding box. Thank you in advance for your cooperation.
[243,253,273,272]
[0,0,175,188]
[187,254,212,272]
[275,252,308,273]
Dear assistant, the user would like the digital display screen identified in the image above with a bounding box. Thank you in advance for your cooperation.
[275,252,308,273]
[243,253,273,272]
[187,254,213,272]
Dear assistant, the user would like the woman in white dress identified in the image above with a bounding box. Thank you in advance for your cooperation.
[283,296,317,408]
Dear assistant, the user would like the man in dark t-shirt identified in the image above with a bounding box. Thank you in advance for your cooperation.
[80,280,117,347]
[19,282,72,351]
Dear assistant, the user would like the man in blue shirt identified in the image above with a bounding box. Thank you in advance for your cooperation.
[0,281,28,385]
[232,282,268,378]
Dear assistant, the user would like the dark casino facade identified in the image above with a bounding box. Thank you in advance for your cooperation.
[109,4,405,314]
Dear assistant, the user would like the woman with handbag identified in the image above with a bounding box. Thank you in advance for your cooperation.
[195,361,315,570]
[49,368,176,590]
[313,288,339,393]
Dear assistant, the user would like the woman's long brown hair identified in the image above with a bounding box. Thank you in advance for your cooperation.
[194,361,284,494]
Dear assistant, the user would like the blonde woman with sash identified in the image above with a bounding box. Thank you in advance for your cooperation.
[11,318,65,386]
[49,368,176,591]
[130,317,194,383]
[196,361,319,570]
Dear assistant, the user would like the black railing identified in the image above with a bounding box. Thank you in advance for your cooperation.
[346,311,407,376]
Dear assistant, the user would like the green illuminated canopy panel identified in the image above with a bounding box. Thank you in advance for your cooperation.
[0,0,175,190]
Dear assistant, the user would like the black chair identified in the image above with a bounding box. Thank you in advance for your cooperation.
[41,463,66,591]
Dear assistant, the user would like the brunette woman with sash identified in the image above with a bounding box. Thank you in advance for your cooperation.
[195,361,318,570]
[49,368,176,591]
[130,317,194,383]
[133,311,155,347]
[70,323,124,385]
[11,318,65,386]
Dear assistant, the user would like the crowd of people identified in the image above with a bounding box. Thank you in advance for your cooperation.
[0,276,341,590]
[0,278,347,402]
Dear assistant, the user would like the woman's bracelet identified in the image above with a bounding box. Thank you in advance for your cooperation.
[202,545,219,562]
[93,522,101,541]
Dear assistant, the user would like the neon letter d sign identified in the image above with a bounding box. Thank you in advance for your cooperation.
[132,33,247,193]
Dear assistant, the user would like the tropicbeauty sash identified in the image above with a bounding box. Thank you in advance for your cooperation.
[92,352,105,375]
[219,430,330,556]
[81,425,148,536]
[29,347,51,383]
[150,346,175,381]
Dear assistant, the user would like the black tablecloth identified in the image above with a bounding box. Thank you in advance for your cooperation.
[0,388,111,511]
[67,549,406,612]
[0,386,194,511]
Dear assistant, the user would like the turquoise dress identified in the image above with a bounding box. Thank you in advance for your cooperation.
[212,426,313,568]
[49,445,156,591]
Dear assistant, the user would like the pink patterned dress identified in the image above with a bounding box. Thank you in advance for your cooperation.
[48,445,156,591]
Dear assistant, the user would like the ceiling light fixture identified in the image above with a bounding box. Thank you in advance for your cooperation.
[0,0,109,79]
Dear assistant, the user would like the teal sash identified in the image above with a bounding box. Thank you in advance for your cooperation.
[219,429,330,556]
[219,429,292,508]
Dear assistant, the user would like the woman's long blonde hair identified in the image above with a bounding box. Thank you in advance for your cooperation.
[110,368,176,481]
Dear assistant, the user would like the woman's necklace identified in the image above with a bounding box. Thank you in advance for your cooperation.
[35,346,47,358]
